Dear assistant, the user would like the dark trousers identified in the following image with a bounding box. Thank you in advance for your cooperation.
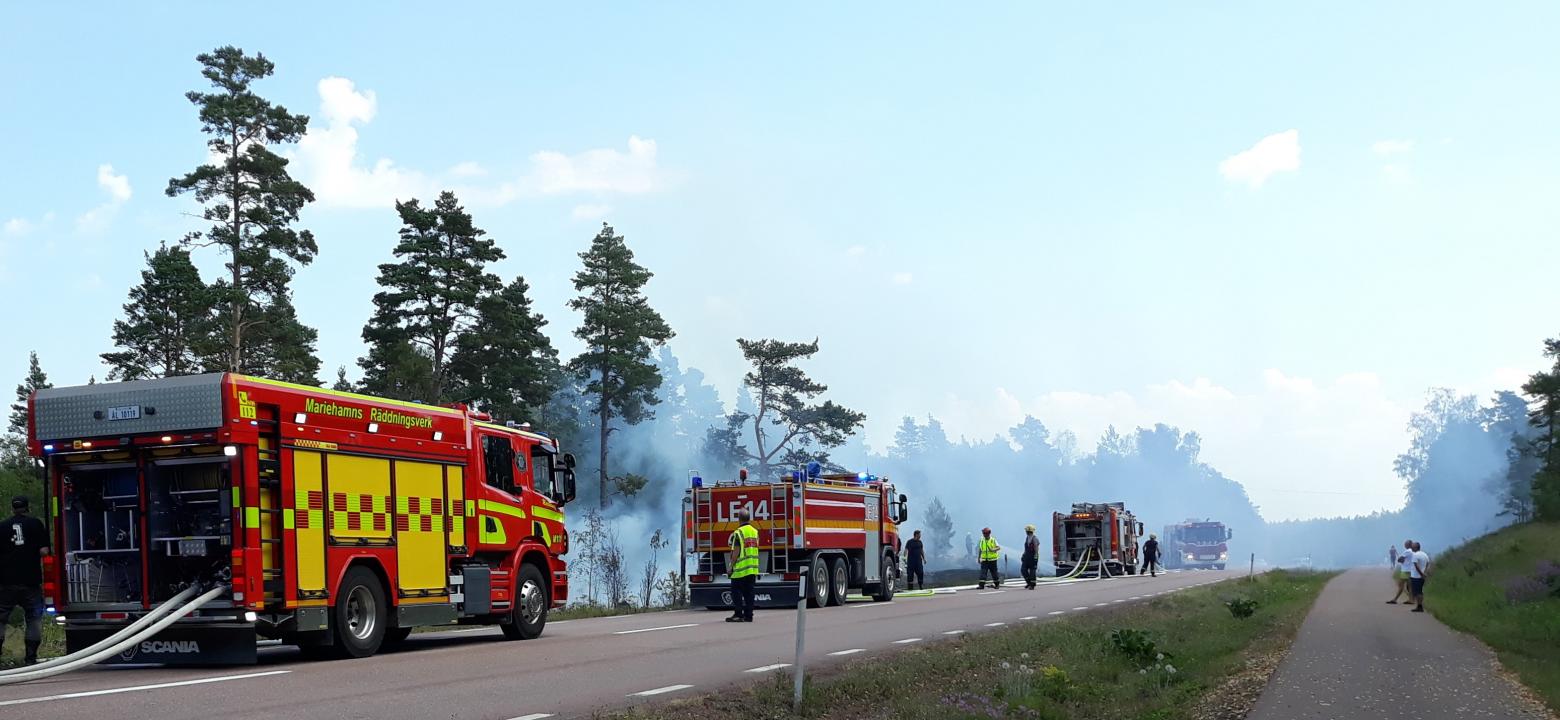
[1141,558,1159,576]
[1021,558,1038,587]
[906,564,924,590]
[731,575,756,619]
[978,560,1000,587]
[0,585,45,660]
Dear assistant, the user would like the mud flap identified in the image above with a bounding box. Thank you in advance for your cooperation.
[67,622,258,665]
[691,582,802,609]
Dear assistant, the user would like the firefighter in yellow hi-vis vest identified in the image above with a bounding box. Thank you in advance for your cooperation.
[726,508,760,622]
[977,527,1002,589]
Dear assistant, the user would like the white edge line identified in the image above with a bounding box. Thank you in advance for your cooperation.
[1048,610,1066,615]
[745,663,792,673]
[1072,606,1089,611]
[977,591,1005,595]
[942,630,965,635]
[892,637,923,644]
[506,714,555,720]
[984,622,1005,627]
[0,670,292,707]
[829,648,866,656]
[629,684,694,697]
[613,623,699,635]
[1020,615,1038,620]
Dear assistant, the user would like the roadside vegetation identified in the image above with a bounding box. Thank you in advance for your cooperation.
[607,570,1331,720]
[1426,521,1560,713]
[1,618,63,669]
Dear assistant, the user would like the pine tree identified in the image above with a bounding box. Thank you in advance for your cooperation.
[331,367,354,392]
[166,46,319,376]
[1522,337,1560,520]
[102,244,216,381]
[450,275,558,423]
[568,223,674,507]
[715,338,865,481]
[8,352,50,436]
[923,496,955,565]
[360,191,502,401]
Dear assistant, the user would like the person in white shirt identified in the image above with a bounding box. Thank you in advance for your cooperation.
[1386,538,1413,604]
[1408,540,1430,613]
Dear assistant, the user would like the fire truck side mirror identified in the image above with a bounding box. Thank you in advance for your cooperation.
[563,452,577,469]
[1226,528,1233,540]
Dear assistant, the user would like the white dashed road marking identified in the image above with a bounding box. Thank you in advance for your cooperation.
[943,630,965,635]
[0,671,292,707]
[984,622,1005,627]
[507,714,554,720]
[746,664,791,673]
[1019,616,1038,621]
[829,648,866,656]
[892,638,923,644]
[1095,602,1108,606]
[977,591,1005,595]
[1048,610,1066,616]
[614,623,699,635]
[629,685,694,697]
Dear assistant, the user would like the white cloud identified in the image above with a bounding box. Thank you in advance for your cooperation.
[571,204,612,221]
[847,245,867,257]
[1371,139,1414,156]
[891,272,913,285]
[931,369,1413,521]
[1219,130,1301,188]
[293,76,668,209]
[4,218,32,236]
[76,165,132,232]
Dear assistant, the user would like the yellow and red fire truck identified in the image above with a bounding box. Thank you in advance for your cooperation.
[27,373,575,664]
[686,469,908,609]
[1052,501,1144,578]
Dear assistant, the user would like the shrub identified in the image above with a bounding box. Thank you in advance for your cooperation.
[1038,665,1071,701]
[1110,628,1170,668]
[1225,597,1258,619]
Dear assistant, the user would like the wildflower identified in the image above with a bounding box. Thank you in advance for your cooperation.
[1139,668,1147,675]
[1166,665,1177,674]
[1021,652,1030,659]
[1001,661,1011,670]
[1156,653,1164,661]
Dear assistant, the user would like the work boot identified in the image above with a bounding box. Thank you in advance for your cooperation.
[725,615,744,623]
[24,640,40,666]
[976,582,984,589]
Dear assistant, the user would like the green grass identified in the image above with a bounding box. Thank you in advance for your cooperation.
[606,570,1333,720]
[1425,521,1560,713]
[1,616,63,668]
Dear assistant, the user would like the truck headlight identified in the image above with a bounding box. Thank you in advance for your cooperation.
[1185,553,1196,561]
[1218,552,1228,560]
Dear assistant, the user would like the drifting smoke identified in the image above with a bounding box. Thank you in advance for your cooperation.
[561,349,1534,604]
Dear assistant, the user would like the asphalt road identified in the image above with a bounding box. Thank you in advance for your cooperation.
[1247,568,1550,720]
[0,569,1240,720]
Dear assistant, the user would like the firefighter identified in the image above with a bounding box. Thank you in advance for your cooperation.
[904,530,926,590]
[1021,524,1040,589]
[726,508,759,623]
[1141,533,1161,577]
[976,527,1001,589]
[0,496,50,666]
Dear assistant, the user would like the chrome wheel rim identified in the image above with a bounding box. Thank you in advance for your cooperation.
[519,578,545,625]
[833,563,847,598]
[345,585,377,641]
[813,563,829,604]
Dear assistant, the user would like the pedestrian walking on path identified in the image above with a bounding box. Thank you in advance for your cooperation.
[1408,540,1430,613]
[1386,537,1412,604]
[1247,568,1549,720]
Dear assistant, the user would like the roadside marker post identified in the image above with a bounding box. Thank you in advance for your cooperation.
[1249,553,1255,578]
[792,463,808,713]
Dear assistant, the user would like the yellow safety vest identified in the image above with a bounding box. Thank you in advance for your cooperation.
[730,523,760,579]
[979,537,1000,562]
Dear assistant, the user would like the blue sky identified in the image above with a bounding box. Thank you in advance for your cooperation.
[3,4,1557,520]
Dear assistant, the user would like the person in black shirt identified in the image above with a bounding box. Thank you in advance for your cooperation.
[1140,534,1161,578]
[1021,524,1040,589]
[1,496,50,666]
[903,530,925,590]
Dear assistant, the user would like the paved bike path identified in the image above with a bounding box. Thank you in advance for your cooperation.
[1248,568,1551,719]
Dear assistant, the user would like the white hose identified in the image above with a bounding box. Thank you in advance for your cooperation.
[0,585,226,685]
[0,585,203,677]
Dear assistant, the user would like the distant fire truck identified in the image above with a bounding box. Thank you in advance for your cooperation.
[1052,501,1144,577]
[686,469,907,609]
[27,373,576,664]
[1162,519,1232,570]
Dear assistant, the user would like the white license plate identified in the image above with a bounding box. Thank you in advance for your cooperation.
[179,539,208,556]
[107,405,141,421]
[1199,555,1217,560]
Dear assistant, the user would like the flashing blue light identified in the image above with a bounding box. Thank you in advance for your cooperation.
[45,606,56,615]
[42,444,53,452]
[806,461,822,478]
[690,475,703,488]
[857,471,868,481]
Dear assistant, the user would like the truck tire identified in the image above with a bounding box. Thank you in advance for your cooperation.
[828,557,848,606]
[1214,563,1226,571]
[872,551,896,602]
[333,566,388,659]
[501,564,548,640]
[806,556,831,608]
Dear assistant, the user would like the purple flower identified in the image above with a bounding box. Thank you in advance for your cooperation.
[1504,575,1548,604]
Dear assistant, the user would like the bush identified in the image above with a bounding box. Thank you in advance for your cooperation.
[1038,665,1071,701]
[1225,597,1259,619]
[1110,628,1170,668]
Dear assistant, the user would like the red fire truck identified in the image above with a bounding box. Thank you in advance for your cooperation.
[27,373,576,664]
[1162,519,1232,570]
[1052,501,1144,578]
[686,470,907,609]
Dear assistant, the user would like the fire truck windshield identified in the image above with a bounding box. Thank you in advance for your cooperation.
[1184,526,1226,543]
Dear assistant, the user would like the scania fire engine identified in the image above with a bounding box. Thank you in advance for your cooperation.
[1052,501,1144,577]
[27,373,576,664]
[1162,519,1232,570]
[686,469,907,609]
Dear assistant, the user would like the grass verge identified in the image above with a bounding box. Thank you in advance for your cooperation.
[1,617,64,668]
[1425,521,1560,713]
[606,570,1332,720]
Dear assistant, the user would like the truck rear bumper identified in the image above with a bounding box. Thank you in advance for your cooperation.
[67,621,257,665]
[691,581,801,609]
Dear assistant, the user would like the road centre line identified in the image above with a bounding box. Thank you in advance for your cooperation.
[1095,602,1108,606]
[1019,616,1038,620]
[1072,606,1088,610]
[892,637,923,644]
[829,648,866,656]
[984,622,1006,627]
[613,623,699,635]
[746,663,792,673]
[0,670,292,707]
[943,630,965,635]
[1048,611,1066,616]
[629,684,694,697]
[506,715,554,720]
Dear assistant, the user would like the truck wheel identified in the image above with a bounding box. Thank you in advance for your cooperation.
[501,564,548,640]
[1214,563,1226,571]
[333,566,388,659]
[828,557,848,606]
[872,551,896,602]
[806,558,830,608]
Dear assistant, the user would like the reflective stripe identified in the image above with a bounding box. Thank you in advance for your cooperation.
[245,507,260,528]
[478,500,527,519]
[979,538,1000,561]
[531,505,564,523]
[730,524,760,578]
[283,509,296,530]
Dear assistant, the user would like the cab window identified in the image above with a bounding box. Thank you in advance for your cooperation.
[482,435,516,494]
[530,446,554,495]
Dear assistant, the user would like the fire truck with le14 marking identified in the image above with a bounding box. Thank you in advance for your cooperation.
[1162,519,1232,570]
[26,373,577,665]
[686,468,908,609]
[1052,501,1144,578]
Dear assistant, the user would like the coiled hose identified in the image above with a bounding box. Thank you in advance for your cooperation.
[0,584,202,678]
[0,585,226,686]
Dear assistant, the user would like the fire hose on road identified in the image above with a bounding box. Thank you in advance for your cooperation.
[0,584,226,686]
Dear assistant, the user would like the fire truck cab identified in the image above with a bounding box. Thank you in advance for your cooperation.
[28,373,576,664]
[1052,501,1143,578]
[1162,519,1232,570]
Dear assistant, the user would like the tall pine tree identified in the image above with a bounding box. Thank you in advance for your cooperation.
[568,223,674,507]
[360,191,502,401]
[1522,336,1560,520]
[450,275,558,422]
[713,338,865,481]
[102,244,216,380]
[3,352,51,471]
[166,46,320,380]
